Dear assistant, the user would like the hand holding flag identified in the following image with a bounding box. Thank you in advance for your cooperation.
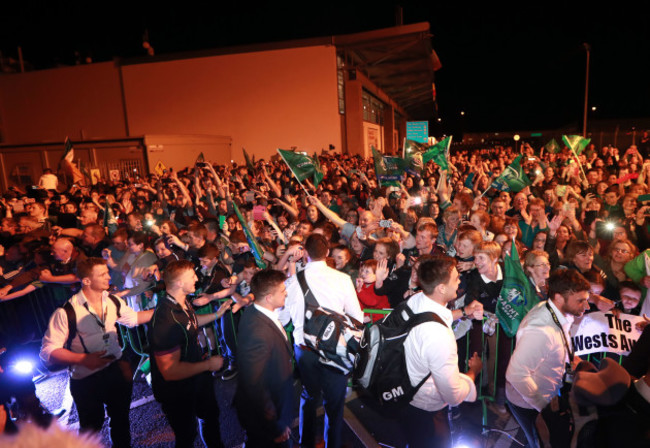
[497,240,539,337]
[277,149,324,191]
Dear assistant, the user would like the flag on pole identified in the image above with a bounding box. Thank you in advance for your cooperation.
[277,149,324,187]
[61,137,74,163]
[195,152,205,166]
[58,137,86,186]
[403,138,427,158]
[372,146,403,187]
[562,135,591,156]
[562,135,590,184]
[497,241,539,337]
[231,199,267,269]
[545,138,561,154]
[490,155,532,192]
[422,136,452,170]
[243,148,255,172]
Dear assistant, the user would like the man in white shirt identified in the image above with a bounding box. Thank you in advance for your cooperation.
[399,256,482,447]
[40,258,154,447]
[506,269,590,448]
[38,168,58,190]
[279,233,363,448]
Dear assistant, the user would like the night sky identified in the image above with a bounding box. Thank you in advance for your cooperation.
[1,3,649,134]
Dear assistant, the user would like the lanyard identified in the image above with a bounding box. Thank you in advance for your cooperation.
[545,301,574,375]
[167,293,198,330]
[441,227,457,249]
[83,302,107,331]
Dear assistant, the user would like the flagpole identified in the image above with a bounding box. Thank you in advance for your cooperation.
[571,149,589,185]
[479,185,492,199]
[277,149,312,196]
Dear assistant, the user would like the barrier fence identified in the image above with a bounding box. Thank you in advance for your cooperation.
[0,294,630,401]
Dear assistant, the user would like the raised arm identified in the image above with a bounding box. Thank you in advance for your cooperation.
[307,196,347,228]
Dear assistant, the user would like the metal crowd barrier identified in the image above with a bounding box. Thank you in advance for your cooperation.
[0,284,72,344]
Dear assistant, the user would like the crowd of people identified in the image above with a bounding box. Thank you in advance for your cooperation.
[0,139,650,447]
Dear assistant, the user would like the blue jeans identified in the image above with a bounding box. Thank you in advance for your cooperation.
[295,345,348,448]
[507,400,540,448]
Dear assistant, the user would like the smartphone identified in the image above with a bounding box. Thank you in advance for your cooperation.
[595,221,615,240]
[584,210,598,228]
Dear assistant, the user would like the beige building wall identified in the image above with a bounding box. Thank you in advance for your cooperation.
[0,62,127,143]
[121,45,342,163]
[0,45,342,168]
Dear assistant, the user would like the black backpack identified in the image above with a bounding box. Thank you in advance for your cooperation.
[46,294,123,372]
[297,270,364,374]
[352,301,446,411]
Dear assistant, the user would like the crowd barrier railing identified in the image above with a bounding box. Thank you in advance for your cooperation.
[0,284,72,344]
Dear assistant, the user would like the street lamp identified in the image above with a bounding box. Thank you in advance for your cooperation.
[514,134,520,153]
[582,43,591,137]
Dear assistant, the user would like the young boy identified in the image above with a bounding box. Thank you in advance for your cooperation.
[617,281,642,315]
[355,259,390,322]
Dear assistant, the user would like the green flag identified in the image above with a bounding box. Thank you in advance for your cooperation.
[422,136,452,170]
[231,200,267,269]
[492,155,532,193]
[372,146,402,187]
[243,148,255,172]
[312,152,324,186]
[403,138,427,158]
[562,135,591,156]
[544,138,561,154]
[497,241,539,337]
[277,149,324,187]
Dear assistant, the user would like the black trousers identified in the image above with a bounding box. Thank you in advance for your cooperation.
[219,309,240,362]
[158,372,224,448]
[397,404,450,448]
[69,359,133,448]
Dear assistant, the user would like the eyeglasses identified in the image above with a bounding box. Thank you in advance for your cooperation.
[613,248,630,254]
[532,262,551,268]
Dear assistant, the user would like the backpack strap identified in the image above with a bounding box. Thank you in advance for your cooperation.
[107,294,122,318]
[297,270,320,308]
[108,294,125,349]
[63,302,76,350]
[398,304,448,391]
[62,301,89,354]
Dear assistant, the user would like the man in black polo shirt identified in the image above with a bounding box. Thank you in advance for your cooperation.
[148,259,225,448]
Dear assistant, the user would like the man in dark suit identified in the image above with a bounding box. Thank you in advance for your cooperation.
[235,269,295,447]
